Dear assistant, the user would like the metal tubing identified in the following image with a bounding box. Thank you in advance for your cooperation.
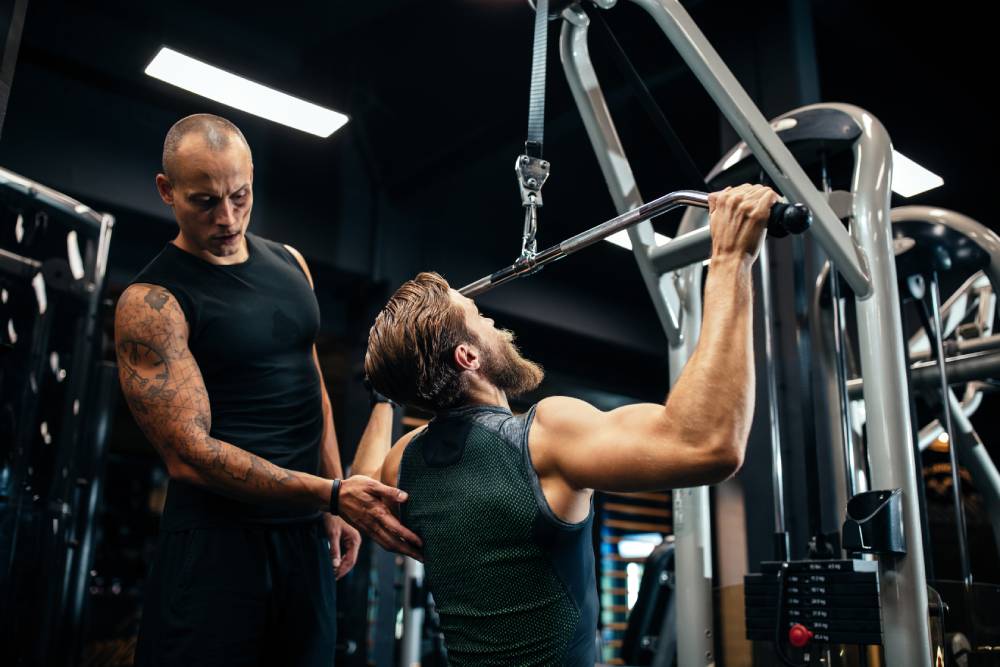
[839,103,931,666]
[560,9,713,661]
[912,333,1000,361]
[928,273,973,586]
[811,261,858,529]
[560,7,713,662]
[400,558,425,667]
[918,392,983,451]
[829,262,857,501]
[666,210,712,667]
[626,0,871,298]
[758,242,789,554]
[846,350,1000,398]
[0,247,42,279]
[939,334,1000,357]
[948,389,1000,559]
[648,226,711,275]
[559,4,685,346]
[892,206,1000,296]
[0,166,106,230]
[458,189,707,297]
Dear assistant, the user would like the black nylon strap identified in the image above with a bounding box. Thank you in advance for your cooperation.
[525,0,549,158]
[587,6,706,190]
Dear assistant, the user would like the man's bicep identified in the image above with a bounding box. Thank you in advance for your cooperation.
[533,397,719,492]
[114,284,211,467]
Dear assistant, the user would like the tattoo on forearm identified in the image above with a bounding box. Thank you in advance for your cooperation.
[115,284,302,503]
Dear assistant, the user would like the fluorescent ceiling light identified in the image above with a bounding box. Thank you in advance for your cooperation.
[144,47,348,138]
[605,229,671,250]
[891,150,943,197]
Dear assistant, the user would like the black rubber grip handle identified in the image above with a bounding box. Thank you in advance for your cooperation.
[767,202,812,239]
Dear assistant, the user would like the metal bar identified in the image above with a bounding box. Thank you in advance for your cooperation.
[627,0,871,298]
[829,266,857,501]
[0,166,106,231]
[948,389,1000,560]
[559,7,713,663]
[892,206,1000,297]
[846,350,1000,398]
[559,4,684,347]
[459,189,707,297]
[400,558,425,667]
[665,210,712,667]
[918,392,983,451]
[758,242,789,557]
[647,226,711,275]
[912,333,1000,361]
[811,261,859,531]
[838,103,932,666]
[903,307,938,584]
[929,272,973,586]
[0,246,41,278]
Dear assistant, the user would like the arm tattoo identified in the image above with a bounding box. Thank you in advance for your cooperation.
[115,284,307,506]
[143,286,169,311]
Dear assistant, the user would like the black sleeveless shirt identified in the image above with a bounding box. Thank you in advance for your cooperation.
[131,233,323,530]
[398,405,598,666]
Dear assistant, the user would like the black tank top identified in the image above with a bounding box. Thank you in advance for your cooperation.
[398,405,597,666]
[131,233,323,530]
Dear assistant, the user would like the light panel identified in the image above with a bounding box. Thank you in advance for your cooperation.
[145,47,348,138]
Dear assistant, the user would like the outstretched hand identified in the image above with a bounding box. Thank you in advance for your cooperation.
[338,475,423,561]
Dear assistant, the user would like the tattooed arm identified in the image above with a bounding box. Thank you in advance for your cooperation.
[114,283,423,557]
[115,282,335,507]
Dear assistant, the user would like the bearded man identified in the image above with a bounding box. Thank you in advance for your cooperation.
[358,184,777,666]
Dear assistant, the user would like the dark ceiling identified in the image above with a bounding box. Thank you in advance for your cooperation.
[1,0,995,401]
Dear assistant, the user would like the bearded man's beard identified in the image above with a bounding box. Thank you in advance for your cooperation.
[480,329,544,397]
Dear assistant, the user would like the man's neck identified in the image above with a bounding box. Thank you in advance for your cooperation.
[462,383,510,410]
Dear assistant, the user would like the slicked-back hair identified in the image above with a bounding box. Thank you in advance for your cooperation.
[161,113,251,180]
[365,272,475,411]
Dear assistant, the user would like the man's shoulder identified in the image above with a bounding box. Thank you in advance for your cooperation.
[115,283,188,344]
[533,396,601,429]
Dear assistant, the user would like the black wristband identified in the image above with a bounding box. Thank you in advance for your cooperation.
[370,388,396,409]
[364,376,397,409]
[329,478,342,516]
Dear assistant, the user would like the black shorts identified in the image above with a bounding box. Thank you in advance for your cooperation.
[135,520,337,667]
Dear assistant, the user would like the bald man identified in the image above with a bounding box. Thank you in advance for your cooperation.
[116,114,420,667]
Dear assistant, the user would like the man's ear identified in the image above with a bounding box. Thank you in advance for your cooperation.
[453,343,481,372]
[155,173,174,206]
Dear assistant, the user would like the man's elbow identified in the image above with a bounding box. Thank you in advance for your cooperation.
[708,440,746,483]
[164,456,204,486]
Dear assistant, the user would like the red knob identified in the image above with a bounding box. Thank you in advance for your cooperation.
[788,623,814,648]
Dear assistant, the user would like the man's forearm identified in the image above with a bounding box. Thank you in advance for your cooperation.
[318,386,344,480]
[351,403,395,478]
[665,255,755,452]
[176,429,333,510]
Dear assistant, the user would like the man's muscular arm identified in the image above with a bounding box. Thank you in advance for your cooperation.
[115,283,333,508]
[116,282,423,558]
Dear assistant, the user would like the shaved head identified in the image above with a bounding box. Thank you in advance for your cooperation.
[155,113,255,264]
[161,113,251,181]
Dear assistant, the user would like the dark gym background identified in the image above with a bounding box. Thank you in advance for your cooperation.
[0,1,996,665]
